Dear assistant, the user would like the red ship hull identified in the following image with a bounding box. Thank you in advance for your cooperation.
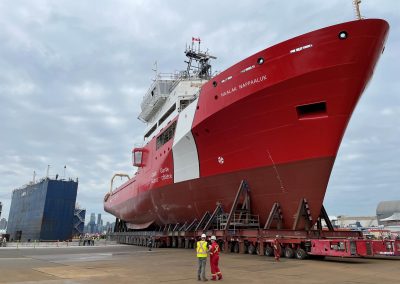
[104,19,389,230]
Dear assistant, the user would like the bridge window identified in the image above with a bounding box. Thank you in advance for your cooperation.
[158,104,176,126]
[144,124,157,139]
[156,121,177,149]
[179,99,195,112]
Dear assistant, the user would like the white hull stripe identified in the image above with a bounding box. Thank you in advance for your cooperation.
[172,98,200,183]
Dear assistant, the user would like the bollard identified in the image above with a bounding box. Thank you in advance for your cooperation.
[34,240,36,248]
[57,240,59,247]
[17,240,19,249]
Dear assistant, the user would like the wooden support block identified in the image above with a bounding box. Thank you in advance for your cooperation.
[258,242,264,256]
[223,241,230,254]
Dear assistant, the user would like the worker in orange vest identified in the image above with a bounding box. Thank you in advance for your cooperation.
[273,235,281,262]
[197,233,209,281]
[209,236,222,280]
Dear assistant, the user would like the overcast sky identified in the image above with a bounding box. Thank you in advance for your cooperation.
[0,0,398,224]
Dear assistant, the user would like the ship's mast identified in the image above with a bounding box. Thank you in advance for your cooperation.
[184,37,216,80]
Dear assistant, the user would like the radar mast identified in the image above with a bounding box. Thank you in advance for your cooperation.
[184,37,216,80]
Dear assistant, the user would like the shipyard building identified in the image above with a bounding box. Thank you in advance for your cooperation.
[7,178,78,241]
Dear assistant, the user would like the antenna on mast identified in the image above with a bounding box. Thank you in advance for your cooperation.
[184,37,216,80]
[152,61,158,79]
[353,0,363,20]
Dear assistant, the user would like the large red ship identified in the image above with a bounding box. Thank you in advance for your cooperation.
[104,18,389,230]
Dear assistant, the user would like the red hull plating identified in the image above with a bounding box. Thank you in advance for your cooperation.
[105,19,389,230]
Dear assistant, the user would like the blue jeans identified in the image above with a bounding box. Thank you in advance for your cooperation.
[198,257,207,280]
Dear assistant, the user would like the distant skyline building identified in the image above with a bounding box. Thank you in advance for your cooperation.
[83,212,106,234]
[0,218,7,230]
[104,221,114,233]
[0,201,2,219]
[88,213,96,233]
[97,213,102,232]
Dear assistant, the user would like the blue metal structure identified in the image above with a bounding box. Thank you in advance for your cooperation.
[72,208,86,236]
[7,178,78,241]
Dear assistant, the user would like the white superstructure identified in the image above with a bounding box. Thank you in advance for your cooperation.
[139,40,216,143]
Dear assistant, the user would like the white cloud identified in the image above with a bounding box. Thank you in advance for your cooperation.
[70,82,106,101]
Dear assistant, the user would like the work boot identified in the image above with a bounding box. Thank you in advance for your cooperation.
[218,274,223,280]
[202,279,208,282]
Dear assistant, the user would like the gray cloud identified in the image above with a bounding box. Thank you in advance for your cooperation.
[0,0,399,224]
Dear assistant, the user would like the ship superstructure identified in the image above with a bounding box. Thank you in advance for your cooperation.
[138,40,216,144]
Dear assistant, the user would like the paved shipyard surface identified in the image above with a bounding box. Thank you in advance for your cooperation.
[0,245,399,283]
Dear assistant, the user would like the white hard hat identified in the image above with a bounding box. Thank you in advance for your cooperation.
[211,236,216,240]
[201,233,206,238]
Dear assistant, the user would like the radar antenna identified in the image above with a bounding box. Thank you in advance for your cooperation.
[353,0,363,20]
[184,37,216,79]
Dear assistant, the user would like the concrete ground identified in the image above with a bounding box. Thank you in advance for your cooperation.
[0,245,399,283]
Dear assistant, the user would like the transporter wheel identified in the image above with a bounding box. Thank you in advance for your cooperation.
[295,248,307,260]
[264,245,274,256]
[284,247,295,258]
[233,242,240,253]
[247,243,256,255]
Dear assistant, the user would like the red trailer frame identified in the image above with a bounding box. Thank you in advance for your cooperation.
[109,180,400,260]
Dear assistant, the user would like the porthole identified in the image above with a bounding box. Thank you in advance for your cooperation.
[338,31,348,40]
[213,81,217,87]
[257,57,264,65]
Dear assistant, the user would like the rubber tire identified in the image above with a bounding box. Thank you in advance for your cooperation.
[265,246,274,256]
[248,244,256,255]
[233,242,240,253]
[284,247,295,258]
[295,248,307,259]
